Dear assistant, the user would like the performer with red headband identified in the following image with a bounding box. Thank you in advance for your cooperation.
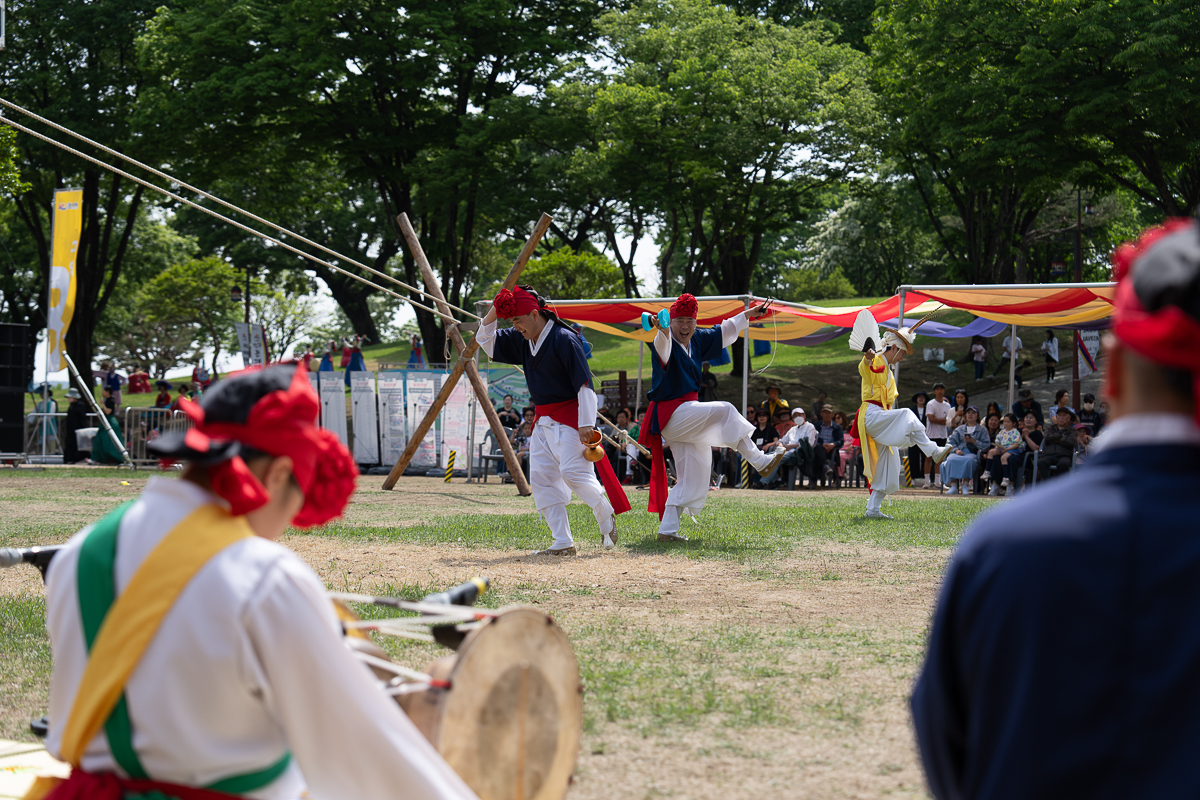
[478,286,630,555]
[638,293,781,541]
[36,363,478,800]
[912,219,1200,799]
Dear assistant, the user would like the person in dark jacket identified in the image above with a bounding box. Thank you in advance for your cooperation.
[61,388,90,464]
[1039,406,1078,478]
[912,218,1200,799]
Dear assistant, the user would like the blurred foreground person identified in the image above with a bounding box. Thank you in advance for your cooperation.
[36,363,477,800]
[912,219,1200,799]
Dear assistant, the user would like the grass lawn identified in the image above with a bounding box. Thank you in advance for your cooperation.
[0,470,997,798]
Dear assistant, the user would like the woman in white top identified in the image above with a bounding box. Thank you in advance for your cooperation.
[1041,329,1060,382]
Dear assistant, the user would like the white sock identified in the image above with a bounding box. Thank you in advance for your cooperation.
[866,490,885,513]
[659,505,682,536]
[735,437,772,470]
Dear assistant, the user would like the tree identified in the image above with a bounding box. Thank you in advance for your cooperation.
[252,289,319,359]
[514,248,627,301]
[0,0,163,386]
[559,0,876,373]
[137,0,607,363]
[143,256,240,373]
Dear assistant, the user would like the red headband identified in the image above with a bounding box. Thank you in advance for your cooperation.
[493,287,540,319]
[670,293,698,319]
[180,363,357,527]
[1111,218,1200,423]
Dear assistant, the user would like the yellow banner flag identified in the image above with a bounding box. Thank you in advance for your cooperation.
[47,188,82,372]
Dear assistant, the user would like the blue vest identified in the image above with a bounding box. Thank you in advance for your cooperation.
[489,322,592,405]
[647,327,725,402]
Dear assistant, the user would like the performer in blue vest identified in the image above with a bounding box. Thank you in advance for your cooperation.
[478,286,631,555]
[638,293,783,541]
[912,218,1200,798]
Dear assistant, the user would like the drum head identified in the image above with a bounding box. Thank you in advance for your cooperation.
[436,607,582,800]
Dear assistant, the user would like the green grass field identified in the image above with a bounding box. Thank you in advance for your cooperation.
[0,469,993,797]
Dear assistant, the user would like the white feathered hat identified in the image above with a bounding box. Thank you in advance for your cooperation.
[849,306,945,355]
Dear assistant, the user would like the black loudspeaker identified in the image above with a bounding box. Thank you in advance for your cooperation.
[0,323,30,453]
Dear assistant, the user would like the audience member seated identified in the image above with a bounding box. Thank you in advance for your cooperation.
[749,408,779,488]
[814,404,844,488]
[744,404,757,424]
[833,410,857,483]
[773,407,794,437]
[1040,406,1079,478]
[1077,392,1105,435]
[1017,411,1044,487]
[942,406,990,495]
[511,421,532,481]
[1073,423,1092,466]
[949,389,969,430]
[770,408,816,489]
[168,383,190,413]
[496,394,521,428]
[1049,388,1072,418]
[984,412,1002,445]
[982,413,1024,495]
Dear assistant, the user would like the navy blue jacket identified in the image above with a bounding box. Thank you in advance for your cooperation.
[489,323,591,405]
[647,327,724,402]
[912,443,1200,799]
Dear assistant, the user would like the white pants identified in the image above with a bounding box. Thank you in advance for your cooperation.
[659,401,773,534]
[531,418,614,548]
[862,405,940,502]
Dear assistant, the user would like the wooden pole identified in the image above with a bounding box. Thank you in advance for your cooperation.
[381,213,552,491]
[392,211,532,495]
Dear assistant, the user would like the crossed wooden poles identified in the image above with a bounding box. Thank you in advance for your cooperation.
[381,213,551,494]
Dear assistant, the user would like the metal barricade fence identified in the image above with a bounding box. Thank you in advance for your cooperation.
[123,407,194,465]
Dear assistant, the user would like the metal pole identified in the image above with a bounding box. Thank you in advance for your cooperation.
[1073,189,1082,411]
[741,297,750,416]
[245,267,251,325]
[636,345,643,413]
[895,289,906,386]
[1008,323,1017,413]
[465,389,476,482]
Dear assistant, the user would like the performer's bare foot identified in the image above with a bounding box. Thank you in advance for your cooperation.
[534,545,577,556]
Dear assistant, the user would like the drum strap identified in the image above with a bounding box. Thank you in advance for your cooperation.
[25,502,290,799]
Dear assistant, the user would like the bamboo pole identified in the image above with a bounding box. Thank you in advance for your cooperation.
[393,212,532,494]
[381,213,552,491]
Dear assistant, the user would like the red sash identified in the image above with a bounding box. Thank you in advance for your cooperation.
[636,392,698,518]
[847,400,884,441]
[40,769,239,800]
[533,401,631,515]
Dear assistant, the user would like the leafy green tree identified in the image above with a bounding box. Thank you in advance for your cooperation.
[143,256,240,373]
[0,0,163,386]
[511,248,626,301]
[137,0,606,362]
[251,289,320,359]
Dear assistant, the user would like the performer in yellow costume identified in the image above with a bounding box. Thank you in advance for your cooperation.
[848,310,953,519]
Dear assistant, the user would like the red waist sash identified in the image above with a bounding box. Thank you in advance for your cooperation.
[534,401,631,515]
[636,392,698,518]
[39,769,240,800]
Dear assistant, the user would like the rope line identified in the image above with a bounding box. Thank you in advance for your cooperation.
[0,112,466,324]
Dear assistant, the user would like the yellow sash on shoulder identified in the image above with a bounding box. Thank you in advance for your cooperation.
[25,504,252,800]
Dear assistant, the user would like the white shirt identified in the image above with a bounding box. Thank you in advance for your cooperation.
[781,420,816,447]
[1002,335,1022,358]
[45,478,477,800]
[652,313,749,364]
[926,398,953,439]
[478,318,595,428]
[1042,337,1060,361]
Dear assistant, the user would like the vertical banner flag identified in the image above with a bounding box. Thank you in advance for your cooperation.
[377,371,407,465]
[47,188,83,371]
[235,323,268,367]
[1077,330,1101,379]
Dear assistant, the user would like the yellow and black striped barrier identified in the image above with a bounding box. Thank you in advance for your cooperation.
[445,450,456,483]
[740,457,750,489]
[902,456,912,487]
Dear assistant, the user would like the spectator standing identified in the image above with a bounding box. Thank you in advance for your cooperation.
[911,219,1200,799]
[970,336,987,381]
[760,382,789,420]
[699,362,719,402]
[949,389,970,429]
[102,362,123,409]
[1012,387,1044,427]
[942,406,990,495]
[407,334,425,368]
[814,404,844,488]
[62,388,89,464]
[923,384,952,488]
[809,390,828,423]
[983,413,1024,495]
[990,330,1022,377]
[1039,406,1079,478]
[496,395,521,429]
[1077,392,1105,435]
[1041,329,1060,382]
[909,390,928,482]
